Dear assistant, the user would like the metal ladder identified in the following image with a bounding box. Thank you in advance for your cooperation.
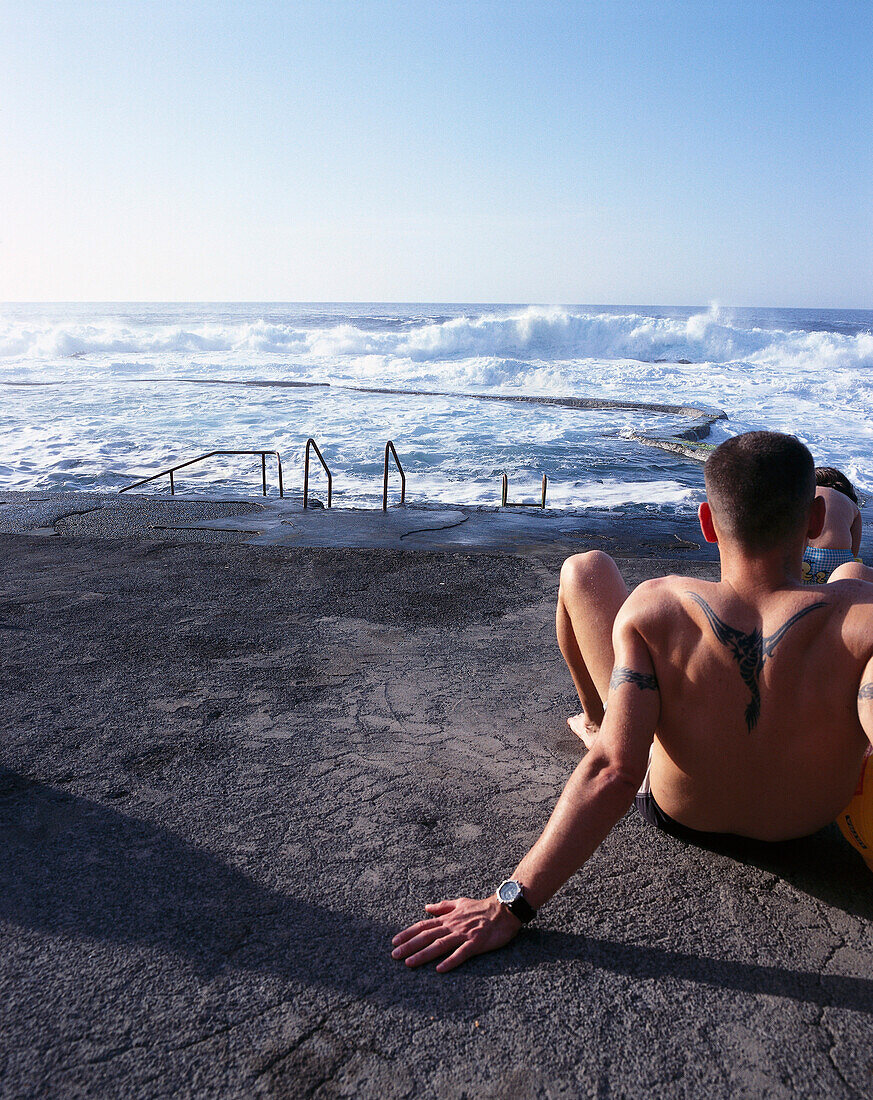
[119,450,285,498]
[119,443,549,509]
[119,439,410,511]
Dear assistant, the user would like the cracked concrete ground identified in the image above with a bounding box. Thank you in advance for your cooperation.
[0,513,872,1099]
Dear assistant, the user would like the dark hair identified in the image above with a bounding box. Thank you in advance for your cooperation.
[815,466,858,504]
[704,431,815,550]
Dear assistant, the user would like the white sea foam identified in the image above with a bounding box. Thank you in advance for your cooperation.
[3,304,873,373]
[1,303,870,505]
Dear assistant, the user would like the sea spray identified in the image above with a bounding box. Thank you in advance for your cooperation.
[1,302,870,505]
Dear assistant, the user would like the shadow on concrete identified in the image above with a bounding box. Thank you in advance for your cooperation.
[694,826,873,922]
[3,768,870,1017]
[0,769,490,1012]
[516,931,873,1013]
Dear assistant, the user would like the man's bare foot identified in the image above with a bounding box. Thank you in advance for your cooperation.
[567,713,599,749]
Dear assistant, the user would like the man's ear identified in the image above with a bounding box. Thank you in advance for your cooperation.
[807,494,826,541]
[698,501,718,544]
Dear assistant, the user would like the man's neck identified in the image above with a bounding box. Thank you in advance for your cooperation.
[717,541,805,596]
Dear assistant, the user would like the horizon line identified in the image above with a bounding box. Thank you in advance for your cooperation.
[2,300,872,312]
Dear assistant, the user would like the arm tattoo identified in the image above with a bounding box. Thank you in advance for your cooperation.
[609,667,659,693]
[686,592,827,732]
[859,683,873,702]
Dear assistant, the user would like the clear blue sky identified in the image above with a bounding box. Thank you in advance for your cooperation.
[1,0,870,305]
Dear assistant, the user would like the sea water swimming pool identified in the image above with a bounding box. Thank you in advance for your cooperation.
[1,302,870,510]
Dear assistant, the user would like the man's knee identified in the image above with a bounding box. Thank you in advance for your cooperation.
[829,561,873,584]
[559,550,620,598]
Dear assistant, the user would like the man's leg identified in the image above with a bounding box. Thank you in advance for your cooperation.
[830,561,873,583]
[556,551,629,748]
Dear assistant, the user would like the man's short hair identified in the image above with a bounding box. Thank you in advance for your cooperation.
[815,466,858,505]
[704,431,815,550]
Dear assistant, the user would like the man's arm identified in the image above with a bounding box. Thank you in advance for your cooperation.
[391,601,660,973]
[851,507,862,559]
[858,653,873,749]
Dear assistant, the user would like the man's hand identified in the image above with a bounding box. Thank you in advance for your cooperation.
[391,894,522,973]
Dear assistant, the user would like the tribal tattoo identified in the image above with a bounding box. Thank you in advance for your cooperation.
[686,592,827,732]
[609,667,659,693]
[859,683,873,702]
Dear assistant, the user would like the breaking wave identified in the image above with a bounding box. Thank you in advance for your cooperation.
[3,305,872,375]
[1,302,871,504]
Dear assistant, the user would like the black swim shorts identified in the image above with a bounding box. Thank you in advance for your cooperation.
[634,789,734,845]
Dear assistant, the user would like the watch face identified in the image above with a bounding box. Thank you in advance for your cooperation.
[498,880,521,905]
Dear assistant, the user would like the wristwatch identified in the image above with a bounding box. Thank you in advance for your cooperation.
[496,879,537,923]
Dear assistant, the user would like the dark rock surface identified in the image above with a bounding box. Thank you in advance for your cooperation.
[0,530,871,1099]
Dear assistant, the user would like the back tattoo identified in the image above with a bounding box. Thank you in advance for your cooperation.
[686,592,827,732]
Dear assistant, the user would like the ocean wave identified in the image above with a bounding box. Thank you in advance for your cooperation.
[3,306,872,374]
[390,306,767,363]
[0,319,309,359]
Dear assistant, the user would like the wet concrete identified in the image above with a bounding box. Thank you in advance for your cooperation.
[0,501,871,1098]
[0,490,722,560]
[4,491,871,564]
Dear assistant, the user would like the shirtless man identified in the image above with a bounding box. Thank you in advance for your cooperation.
[391,431,873,973]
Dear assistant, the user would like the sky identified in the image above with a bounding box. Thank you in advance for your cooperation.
[1,0,871,306]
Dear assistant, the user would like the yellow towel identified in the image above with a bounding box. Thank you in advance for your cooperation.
[837,752,873,871]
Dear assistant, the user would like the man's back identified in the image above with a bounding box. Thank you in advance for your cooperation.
[809,485,861,552]
[635,575,873,840]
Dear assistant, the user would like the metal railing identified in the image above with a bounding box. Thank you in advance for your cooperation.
[118,438,407,510]
[119,450,284,497]
[303,438,333,508]
[382,440,406,512]
[500,471,548,508]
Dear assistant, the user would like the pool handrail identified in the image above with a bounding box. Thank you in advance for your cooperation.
[303,438,333,508]
[500,471,548,508]
[382,441,406,512]
[119,450,284,497]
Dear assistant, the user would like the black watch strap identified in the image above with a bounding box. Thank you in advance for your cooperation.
[497,879,537,923]
[508,891,536,923]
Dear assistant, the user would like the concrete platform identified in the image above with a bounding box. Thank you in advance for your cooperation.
[0,505,872,1098]
[0,489,724,560]
[4,490,871,562]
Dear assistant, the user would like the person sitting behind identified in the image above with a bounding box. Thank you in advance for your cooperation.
[802,467,863,584]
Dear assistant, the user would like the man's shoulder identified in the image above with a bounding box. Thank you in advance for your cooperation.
[619,574,705,629]
[629,573,709,601]
[823,578,873,617]
[795,579,873,664]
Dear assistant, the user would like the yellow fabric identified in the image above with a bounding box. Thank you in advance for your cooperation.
[837,753,873,871]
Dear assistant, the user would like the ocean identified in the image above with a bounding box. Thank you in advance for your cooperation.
[1,302,870,511]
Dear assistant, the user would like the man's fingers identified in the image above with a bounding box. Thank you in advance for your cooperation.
[391,918,443,947]
[435,940,478,973]
[404,934,464,968]
[424,900,456,915]
[392,926,451,959]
